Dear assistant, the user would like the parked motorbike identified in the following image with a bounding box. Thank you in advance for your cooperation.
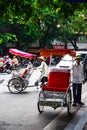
[0,66,12,74]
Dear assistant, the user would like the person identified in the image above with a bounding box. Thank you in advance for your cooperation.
[0,59,4,72]
[71,55,85,106]
[11,55,19,68]
[3,55,12,70]
[36,56,48,85]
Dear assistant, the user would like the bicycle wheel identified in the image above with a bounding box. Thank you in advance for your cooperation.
[37,101,44,113]
[66,89,72,115]
[7,78,23,94]
[37,91,45,113]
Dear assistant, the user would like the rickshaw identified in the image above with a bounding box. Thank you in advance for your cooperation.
[37,49,76,115]
[7,48,37,94]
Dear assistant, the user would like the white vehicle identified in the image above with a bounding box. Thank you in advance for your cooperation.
[56,51,87,70]
[76,51,87,55]
[56,54,74,69]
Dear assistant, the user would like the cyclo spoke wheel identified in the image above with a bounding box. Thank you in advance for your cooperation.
[37,101,44,113]
[37,91,44,113]
[67,89,72,115]
[8,78,23,94]
[21,86,27,91]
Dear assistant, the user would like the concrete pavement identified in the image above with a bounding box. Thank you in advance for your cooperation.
[64,84,87,130]
[64,103,87,130]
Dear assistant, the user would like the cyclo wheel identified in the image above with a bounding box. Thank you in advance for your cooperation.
[37,91,44,113]
[17,77,27,91]
[7,78,23,94]
[66,89,72,115]
[37,101,44,113]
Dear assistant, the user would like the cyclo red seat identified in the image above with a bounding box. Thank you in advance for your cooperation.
[42,68,70,92]
[19,69,28,78]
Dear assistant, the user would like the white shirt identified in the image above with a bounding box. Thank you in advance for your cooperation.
[71,61,84,84]
[37,61,48,77]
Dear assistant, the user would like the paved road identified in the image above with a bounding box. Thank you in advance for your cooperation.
[0,72,87,130]
[0,72,59,130]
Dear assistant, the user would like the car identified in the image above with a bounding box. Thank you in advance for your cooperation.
[56,54,74,69]
[56,51,87,69]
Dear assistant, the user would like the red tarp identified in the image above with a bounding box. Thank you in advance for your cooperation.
[9,48,36,59]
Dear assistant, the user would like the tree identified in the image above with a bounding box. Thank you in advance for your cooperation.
[0,0,87,50]
[57,10,87,50]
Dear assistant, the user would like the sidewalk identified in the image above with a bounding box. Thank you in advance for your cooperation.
[64,103,87,130]
[64,85,87,130]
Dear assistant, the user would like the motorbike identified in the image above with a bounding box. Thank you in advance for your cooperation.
[0,65,12,74]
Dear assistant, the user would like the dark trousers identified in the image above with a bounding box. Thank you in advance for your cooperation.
[72,83,82,103]
[41,77,48,83]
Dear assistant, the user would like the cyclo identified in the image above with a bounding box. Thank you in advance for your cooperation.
[37,49,76,115]
[7,48,37,94]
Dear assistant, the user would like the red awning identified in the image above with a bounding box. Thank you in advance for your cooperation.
[40,49,76,57]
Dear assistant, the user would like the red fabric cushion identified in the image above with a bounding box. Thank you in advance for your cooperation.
[42,85,68,92]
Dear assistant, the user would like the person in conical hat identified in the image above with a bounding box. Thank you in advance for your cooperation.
[35,56,48,85]
[38,56,45,61]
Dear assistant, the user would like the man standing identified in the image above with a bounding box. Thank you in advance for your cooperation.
[72,55,85,106]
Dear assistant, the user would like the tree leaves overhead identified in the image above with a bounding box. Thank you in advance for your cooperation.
[0,0,87,23]
[0,0,87,50]
[0,0,34,23]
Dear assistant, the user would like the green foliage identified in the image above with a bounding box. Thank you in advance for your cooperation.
[0,33,17,44]
[0,0,87,50]
[18,24,40,45]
